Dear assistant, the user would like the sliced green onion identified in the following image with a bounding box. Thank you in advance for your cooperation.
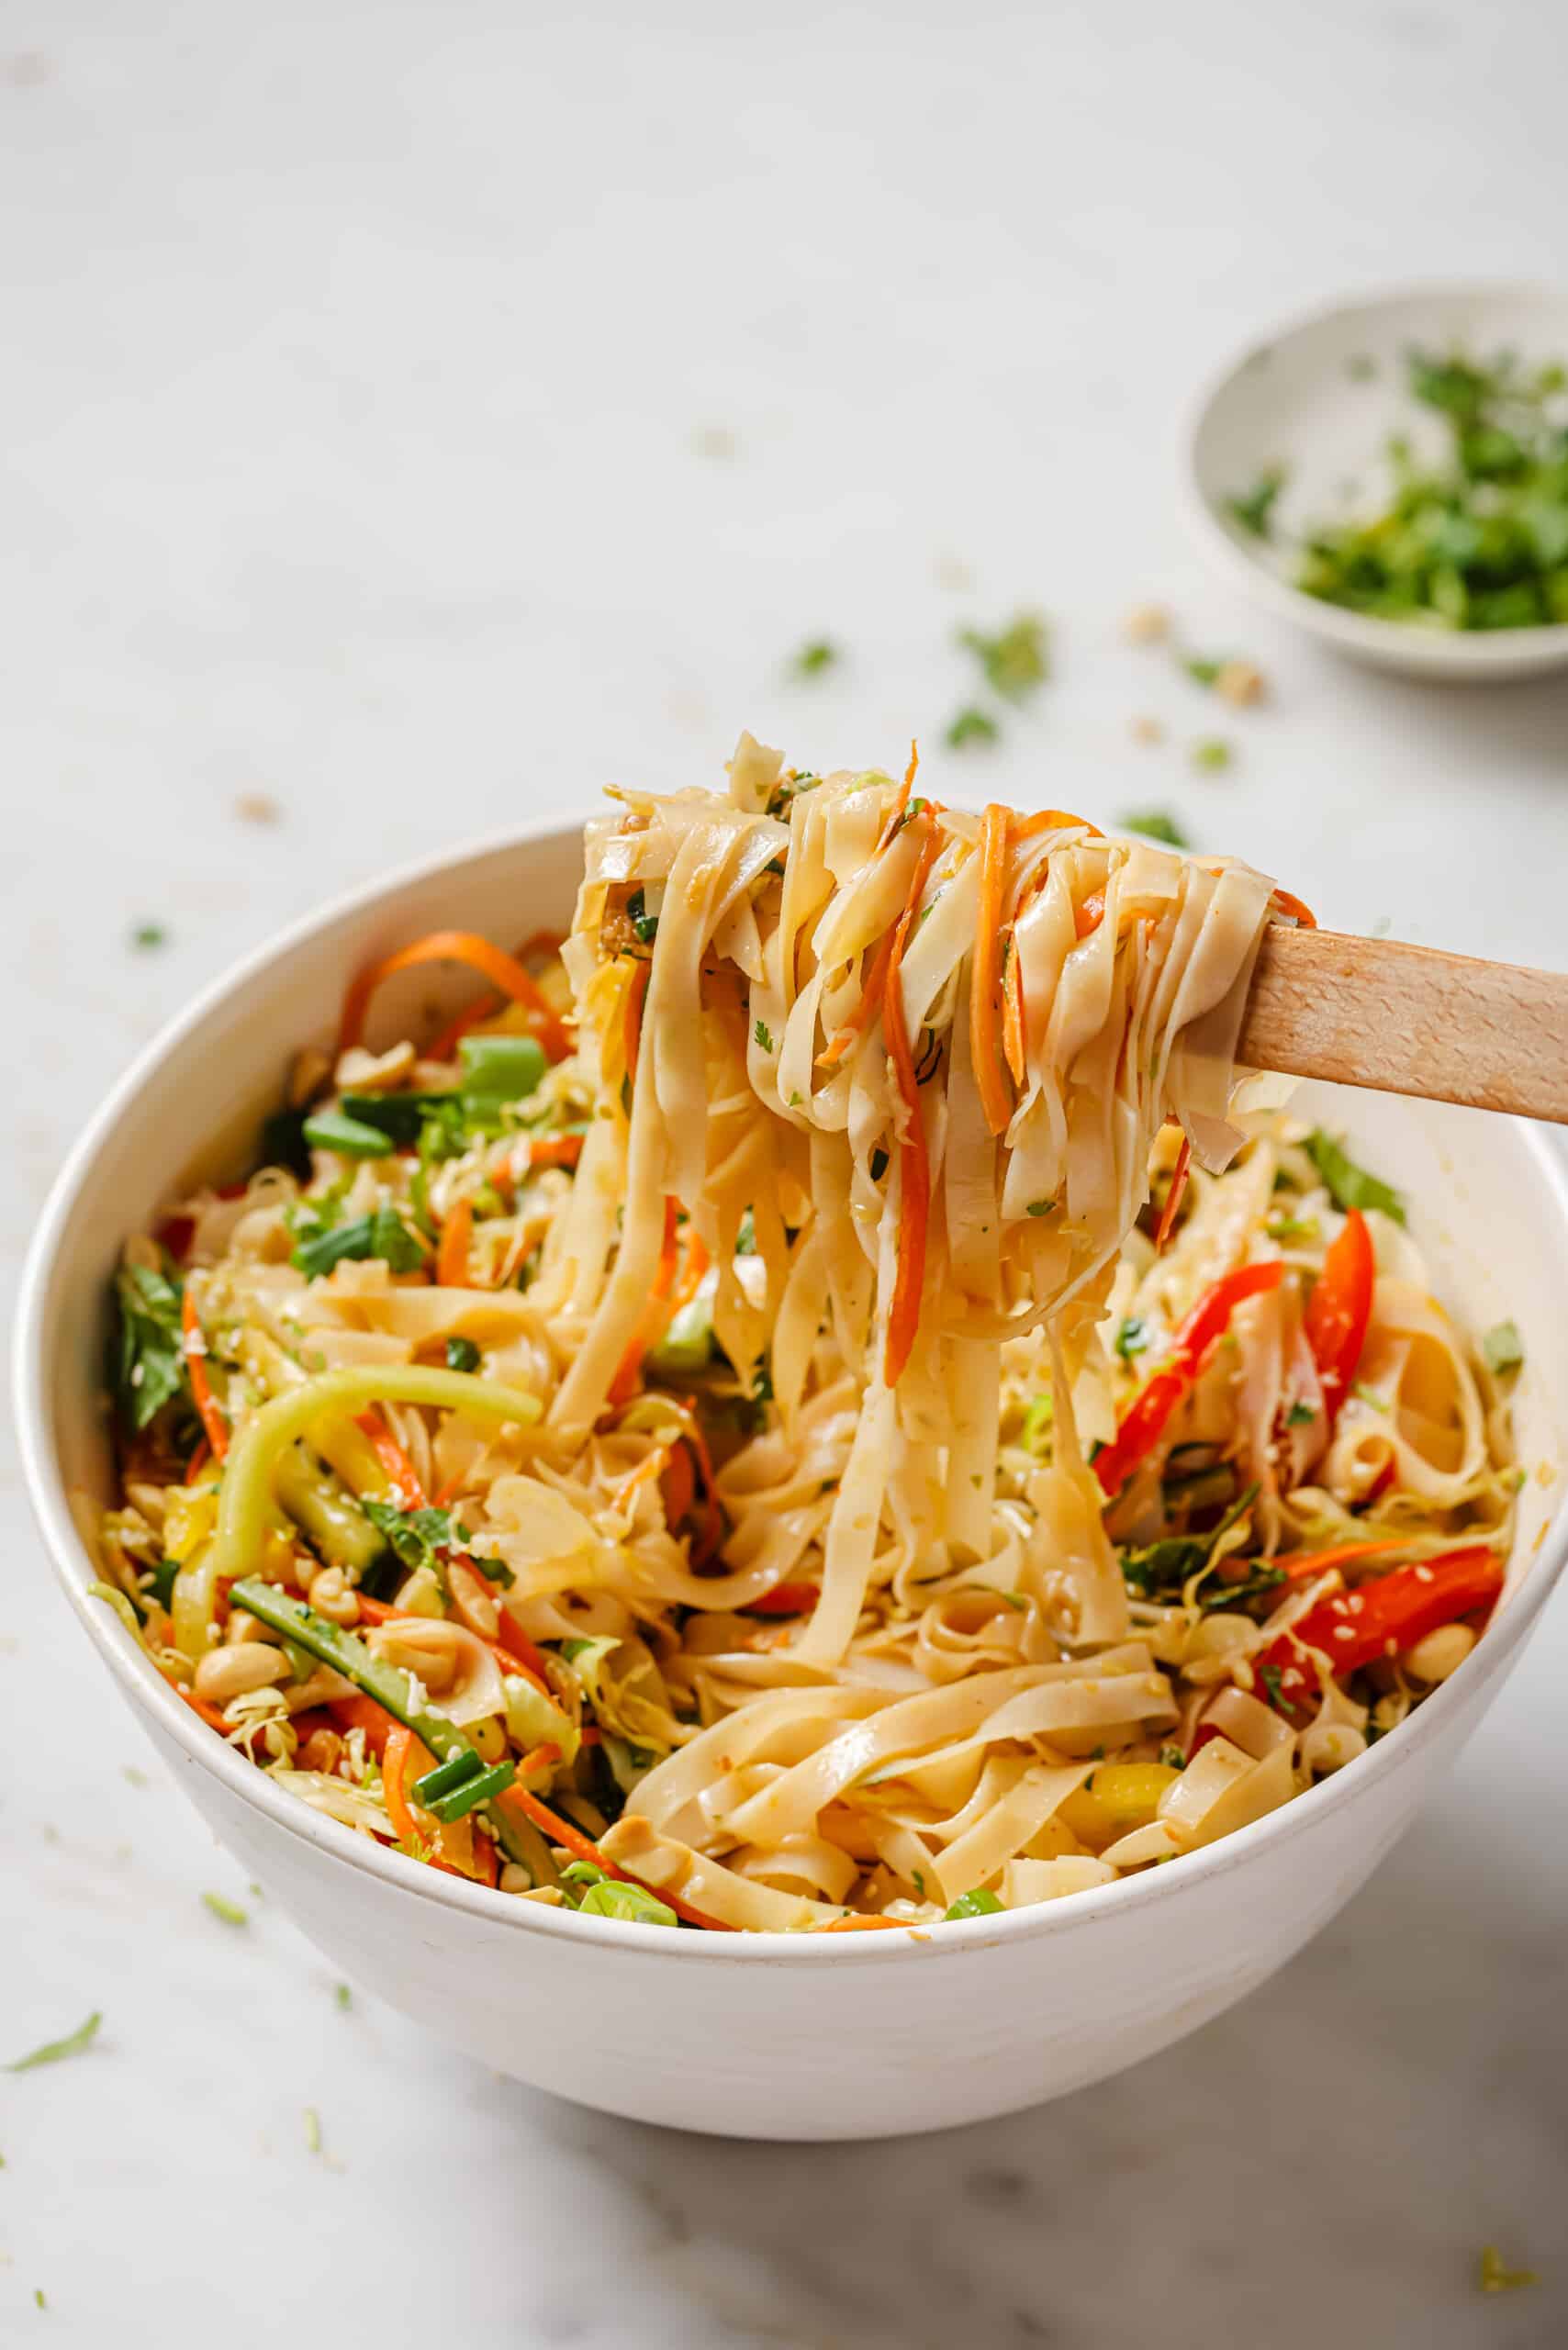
[411,1750,485,1806]
[429,1760,516,1822]
[944,1888,1004,1919]
[459,1034,546,1102]
[302,1109,395,1159]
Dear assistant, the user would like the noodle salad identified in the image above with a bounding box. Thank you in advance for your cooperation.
[92,742,1521,1932]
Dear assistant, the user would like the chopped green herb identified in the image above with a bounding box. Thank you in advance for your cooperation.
[363,1499,470,1582]
[791,639,838,678]
[912,1869,927,1898]
[1019,1394,1054,1455]
[1117,809,1191,848]
[335,1983,353,2010]
[34,2289,46,2311]
[946,705,999,749]
[1304,1129,1406,1225]
[1267,1212,1321,1244]
[110,1263,188,1433]
[1191,737,1234,771]
[754,1021,774,1053]
[1226,468,1285,540]
[1159,1745,1187,1771]
[1183,655,1224,687]
[624,888,659,945]
[1352,1381,1388,1412]
[444,1335,482,1373]
[1482,1320,1524,1375]
[1297,344,1568,632]
[1025,1198,1054,1218]
[7,2011,101,2072]
[290,1206,425,1280]
[945,1888,1004,1919]
[336,1091,454,1147]
[129,922,167,951]
[1259,1662,1296,1717]
[958,613,1048,700]
[302,1108,394,1160]
[1114,1315,1149,1363]
[1120,1484,1260,1599]
[1285,1400,1317,1427]
[788,1089,803,1109]
[202,1891,248,1927]
[303,2106,322,2154]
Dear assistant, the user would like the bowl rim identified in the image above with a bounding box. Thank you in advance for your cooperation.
[1179,275,1568,665]
[16,814,1568,1964]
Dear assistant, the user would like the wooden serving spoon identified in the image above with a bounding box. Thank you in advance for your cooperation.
[1240,927,1568,1125]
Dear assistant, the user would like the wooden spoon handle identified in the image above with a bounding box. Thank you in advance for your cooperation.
[1239,925,1568,1126]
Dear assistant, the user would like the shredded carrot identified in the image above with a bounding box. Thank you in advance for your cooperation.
[169,1674,230,1734]
[661,1440,697,1528]
[339,930,569,1062]
[871,740,920,854]
[969,804,1014,1136]
[607,1195,681,1405]
[816,927,899,1071]
[817,1913,909,1931]
[622,957,651,1084]
[610,1446,669,1515]
[673,1395,723,1562]
[526,1133,584,1170]
[1001,931,1027,1088]
[436,1195,473,1289]
[517,1740,561,1778]
[882,828,940,1387]
[425,930,568,1060]
[1074,890,1105,941]
[382,1724,424,1846]
[496,1784,732,1930]
[180,1290,230,1462]
[668,1228,710,1311]
[468,1828,499,1887]
[1271,888,1317,930]
[184,1438,211,1485]
[353,1410,425,1510]
[1281,1538,1411,1583]
[1013,807,1102,840]
[1155,1135,1192,1253]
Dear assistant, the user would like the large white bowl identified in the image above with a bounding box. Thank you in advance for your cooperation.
[1184,280,1568,680]
[16,819,1568,2141]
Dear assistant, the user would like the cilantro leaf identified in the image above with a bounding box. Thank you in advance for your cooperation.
[362,1499,471,1580]
[291,1206,425,1279]
[111,1263,189,1433]
[945,705,999,750]
[958,613,1048,700]
[1114,1315,1149,1362]
[444,1335,482,1373]
[791,639,838,678]
[1304,1130,1406,1225]
[1118,809,1191,848]
[1226,468,1285,540]
[754,1020,774,1053]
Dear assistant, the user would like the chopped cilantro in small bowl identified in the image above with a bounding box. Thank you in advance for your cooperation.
[1186,282,1568,680]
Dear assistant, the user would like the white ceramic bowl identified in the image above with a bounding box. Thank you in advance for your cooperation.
[16,819,1568,2141]
[1184,280,1568,680]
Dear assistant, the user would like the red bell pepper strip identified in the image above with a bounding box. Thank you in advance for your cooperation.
[1094,1260,1285,1497]
[1304,1207,1374,1428]
[1253,1544,1503,1718]
[745,1581,820,1617]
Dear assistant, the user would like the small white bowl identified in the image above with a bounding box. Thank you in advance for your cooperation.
[15,821,1568,2139]
[1184,281,1568,680]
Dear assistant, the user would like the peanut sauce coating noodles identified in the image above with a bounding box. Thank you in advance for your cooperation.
[95,740,1519,1931]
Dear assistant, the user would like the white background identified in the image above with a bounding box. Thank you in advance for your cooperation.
[3,3,1565,2343]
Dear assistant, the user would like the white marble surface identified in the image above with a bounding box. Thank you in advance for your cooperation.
[3,2,1566,2341]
